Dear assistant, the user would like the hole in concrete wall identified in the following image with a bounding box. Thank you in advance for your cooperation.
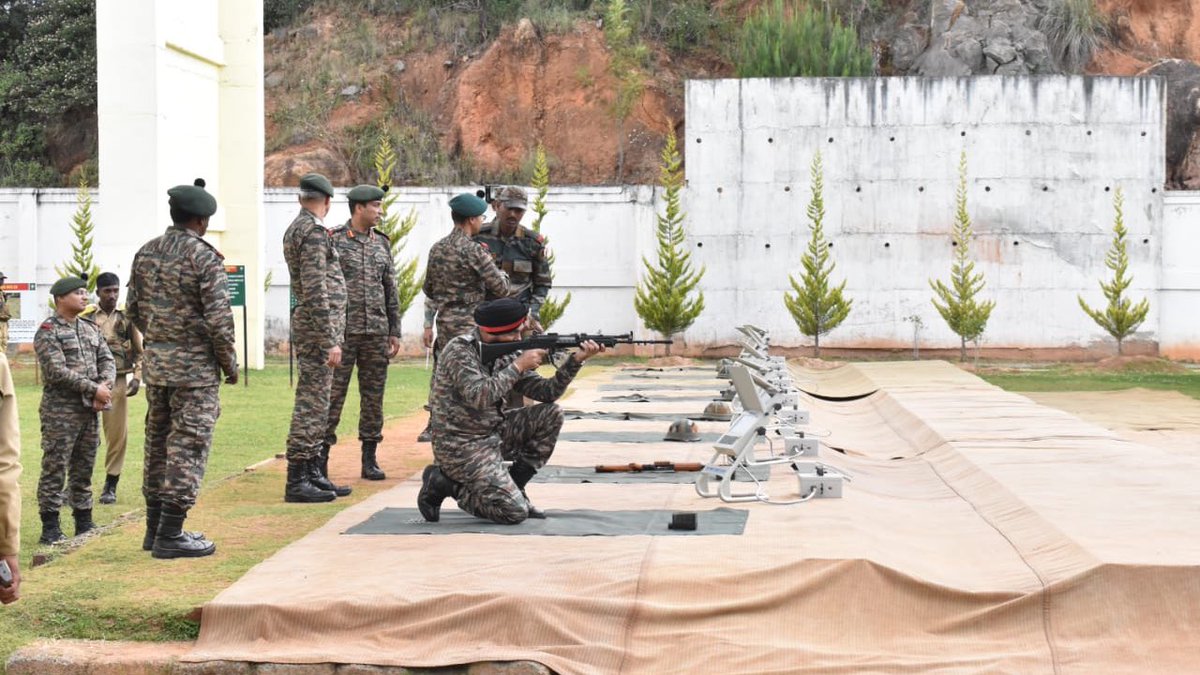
[1025,129,1031,136]
[1152,187,1158,193]
[918,186,925,192]
[1104,186,1110,192]
[827,137,834,143]
[985,186,991,192]
[784,186,790,192]
[1013,240,1019,246]
[696,241,703,248]
[717,187,723,193]
[768,137,774,143]
[1143,238,1150,244]
[960,131,966,137]
[884,242,890,248]
[855,186,861,192]
[828,242,834,248]
[696,138,702,144]
[1042,186,1049,192]
[889,136,896,142]
[765,243,771,249]
[1141,131,1147,137]
[1087,130,1092,136]
[951,240,958,247]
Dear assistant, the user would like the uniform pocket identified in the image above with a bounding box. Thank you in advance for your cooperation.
[512,260,532,275]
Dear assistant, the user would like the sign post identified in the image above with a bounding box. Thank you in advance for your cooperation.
[225,265,248,386]
[1,281,40,346]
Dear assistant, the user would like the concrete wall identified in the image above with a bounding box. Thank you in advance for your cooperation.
[96,0,266,366]
[685,76,1175,355]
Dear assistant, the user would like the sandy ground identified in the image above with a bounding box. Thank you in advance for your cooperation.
[1024,388,1200,457]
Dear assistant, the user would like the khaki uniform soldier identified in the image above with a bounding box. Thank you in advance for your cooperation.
[475,186,553,331]
[34,276,115,545]
[282,173,348,503]
[82,272,143,505]
[417,298,604,525]
[0,353,22,603]
[326,184,401,482]
[126,179,237,559]
[417,193,510,441]
[0,271,10,353]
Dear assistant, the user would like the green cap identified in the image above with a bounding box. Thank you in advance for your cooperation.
[50,276,87,297]
[347,184,386,202]
[299,173,335,198]
[449,193,488,217]
[168,178,218,218]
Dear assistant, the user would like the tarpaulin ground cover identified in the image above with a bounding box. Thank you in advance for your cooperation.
[185,362,1200,673]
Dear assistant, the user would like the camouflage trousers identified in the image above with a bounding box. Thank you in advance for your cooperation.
[433,402,563,525]
[325,333,389,446]
[37,400,99,511]
[143,384,220,511]
[100,375,129,476]
[287,347,332,461]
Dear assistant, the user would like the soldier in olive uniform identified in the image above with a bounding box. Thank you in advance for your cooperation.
[475,186,553,333]
[417,193,510,441]
[126,179,237,559]
[282,173,348,503]
[83,272,143,505]
[34,276,115,544]
[326,185,401,481]
[0,271,10,353]
[417,298,604,525]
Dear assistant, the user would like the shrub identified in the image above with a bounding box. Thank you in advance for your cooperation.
[735,0,873,78]
[1039,0,1109,72]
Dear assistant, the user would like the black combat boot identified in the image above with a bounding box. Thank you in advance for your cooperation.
[310,445,351,497]
[72,508,96,536]
[416,420,432,443]
[99,474,120,504]
[285,459,336,503]
[38,510,65,545]
[361,441,385,481]
[152,505,216,559]
[143,500,162,551]
[417,464,457,522]
[509,461,546,519]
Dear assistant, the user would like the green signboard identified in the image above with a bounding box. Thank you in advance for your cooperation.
[225,265,246,307]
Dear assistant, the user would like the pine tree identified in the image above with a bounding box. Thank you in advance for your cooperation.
[373,136,423,320]
[633,130,705,352]
[1078,187,1149,355]
[929,152,995,361]
[784,150,851,357]
[529,144,571,330]
[55,170,99,294]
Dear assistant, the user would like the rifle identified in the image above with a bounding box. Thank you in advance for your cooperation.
[480,332,673,363]
[595,461,705,473]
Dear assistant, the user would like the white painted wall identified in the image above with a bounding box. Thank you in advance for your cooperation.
[685,76,1172,355]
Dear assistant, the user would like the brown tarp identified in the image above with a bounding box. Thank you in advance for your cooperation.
[186,362,1200,673]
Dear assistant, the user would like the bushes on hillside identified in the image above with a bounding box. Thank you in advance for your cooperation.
[735,0,874,78]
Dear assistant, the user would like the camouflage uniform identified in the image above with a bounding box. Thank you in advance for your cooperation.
[429,332,581,524]
[126,226,238,510]
[325,221,400,446]
[283,209,346,462]
[422,228,509,354]
[84,305,142,477]
[475,220,552,321]
[33,315,115,511]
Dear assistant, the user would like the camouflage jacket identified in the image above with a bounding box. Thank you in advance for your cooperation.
[284,209,347,351]
[81,305,142,378]
[126,225,238,387]
[429,331,581,439]
[34,314,115,408]
[474,220,552,319]
[422,227,510,335]
[329,221,401,337]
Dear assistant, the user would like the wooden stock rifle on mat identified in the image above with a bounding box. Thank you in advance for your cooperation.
[594,461,705,473]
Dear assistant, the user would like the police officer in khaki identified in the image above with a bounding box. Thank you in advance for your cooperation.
[34,275,115,544]
[326,184,401,481]
[82,272,143,505]
[0,352,23,603]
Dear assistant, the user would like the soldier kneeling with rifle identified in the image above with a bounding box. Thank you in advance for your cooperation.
[418,298,606,524]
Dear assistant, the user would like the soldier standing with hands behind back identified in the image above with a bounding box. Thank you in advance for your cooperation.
[34,275,115,545]
[475,186,553,334]
[126,179,237,559]
[416,193,510,441]
[282,173,349,503]
[83,272,143,505]
[326,185,401,482]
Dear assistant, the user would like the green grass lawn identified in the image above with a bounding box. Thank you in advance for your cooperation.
[977,362,1200,399]
[0,355,431,664]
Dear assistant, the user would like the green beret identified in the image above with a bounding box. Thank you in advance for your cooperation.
[299,173,335,198]
[50,276,87,297]
[347,184,386,202]
[449,193,488,218]
[168,178,217,218]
